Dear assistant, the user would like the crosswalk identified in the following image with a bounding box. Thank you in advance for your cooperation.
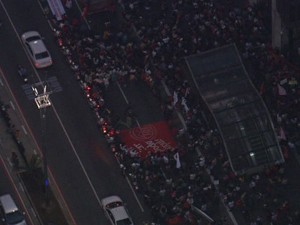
[22,76,62,100]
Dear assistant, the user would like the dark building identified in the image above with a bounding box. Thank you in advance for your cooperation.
[272,0,300,60]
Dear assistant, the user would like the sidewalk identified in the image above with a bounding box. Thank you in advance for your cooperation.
[0,75,73,225]
[0,93,43,225]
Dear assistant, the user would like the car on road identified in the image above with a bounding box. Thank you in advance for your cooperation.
[21,31,52,68]
[0,194,27,225]
[101,195,134,225]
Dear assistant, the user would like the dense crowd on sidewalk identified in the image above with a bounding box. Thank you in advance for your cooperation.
[55,0,300,224]
[118,0,300,224]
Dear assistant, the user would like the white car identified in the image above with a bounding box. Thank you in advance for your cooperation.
[101,195,134,225]
[0,194,27,225]
[21,31,52,68]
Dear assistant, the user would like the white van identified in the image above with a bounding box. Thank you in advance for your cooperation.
[0,194,27,225]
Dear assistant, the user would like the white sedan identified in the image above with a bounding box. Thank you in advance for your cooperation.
[21,31,52,68]
[101,195,134,225]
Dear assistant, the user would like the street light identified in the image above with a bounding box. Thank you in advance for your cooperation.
[32,82,52,204]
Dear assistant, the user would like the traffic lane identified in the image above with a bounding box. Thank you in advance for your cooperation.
[0,0,71,85]
[1,0,51,34]
[105,81,164,127]
[0,3,39,88]
[24,108,112,225]
[0,16,152,225]
[1,0,152,223]
[0,6,110,225]
[43,88,153,224]
[0,157,33,225]
[0,1,110,223]
[0,158,20,205]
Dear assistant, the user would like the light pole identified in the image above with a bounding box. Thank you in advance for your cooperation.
[32,82,52,204]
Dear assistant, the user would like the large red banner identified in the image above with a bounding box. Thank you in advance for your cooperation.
[120,121,177,158]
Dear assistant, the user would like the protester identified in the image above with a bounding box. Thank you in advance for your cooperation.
[54,0,300,224]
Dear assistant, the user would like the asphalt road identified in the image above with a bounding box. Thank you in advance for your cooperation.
[0,0,155,224]
[0,157,32,225]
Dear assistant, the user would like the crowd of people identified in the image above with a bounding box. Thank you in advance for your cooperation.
[55,0,300,224]
[118,0,300,224]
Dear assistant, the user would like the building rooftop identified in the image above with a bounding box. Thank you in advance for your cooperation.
[184,44,284,174]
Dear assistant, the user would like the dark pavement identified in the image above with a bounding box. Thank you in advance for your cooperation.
[0,0,152,225]
[1,1,300,225]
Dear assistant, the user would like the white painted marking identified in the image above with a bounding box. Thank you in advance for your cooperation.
[116,81,129,104]
[0,0,142,219]
[35,0,54,30]
[0,156,35,225]
[125,176,144,211]
[21,125,28,135]
[6,156,13,167]
[10,101,15,111]
[19,182,24,192]
[30,207,37,218]
[115,156,144,212]
[73,0,91,30]
[0,78,3,86]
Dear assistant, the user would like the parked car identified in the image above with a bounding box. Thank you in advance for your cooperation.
[21,31,52,68]
[101,195,134,225]
[0,194,27,225]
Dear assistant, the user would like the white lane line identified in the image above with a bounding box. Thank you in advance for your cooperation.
[10,101,15,111]
[116,81,141,128]
[19,182,24,192]
[35,0,54,30]
[0,156,35,225]
[72,0,91,30]
[116,82,129,104]
[1,0,140,219]
[6,156,13,167]
[30,208,37,218]
[0,0,103,215]
[116,81,145,211]
[114,155,144,212]
[3,63,104,212]
[21,125,28,135]
[50,105,103,206]
[125,176,144,211]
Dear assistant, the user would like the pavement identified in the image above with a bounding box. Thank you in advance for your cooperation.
[0,1,299,225]
[0,74,73,225]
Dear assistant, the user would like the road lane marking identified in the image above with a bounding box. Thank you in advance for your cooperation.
[0,68,80,225]
[18,182,24,192]
[0,0,104,217]
[10,101,15,111]
[0,64,106,218]
[116,81,145,211]
[114,154,144,212]
[21,125,28,135]
[117,81,129,104]
[0,156,36,225]
[1,1,143,221]
[0,78,3,86]
[35,0,54,30]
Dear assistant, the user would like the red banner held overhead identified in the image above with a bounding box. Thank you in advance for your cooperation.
[120,121,177,158]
